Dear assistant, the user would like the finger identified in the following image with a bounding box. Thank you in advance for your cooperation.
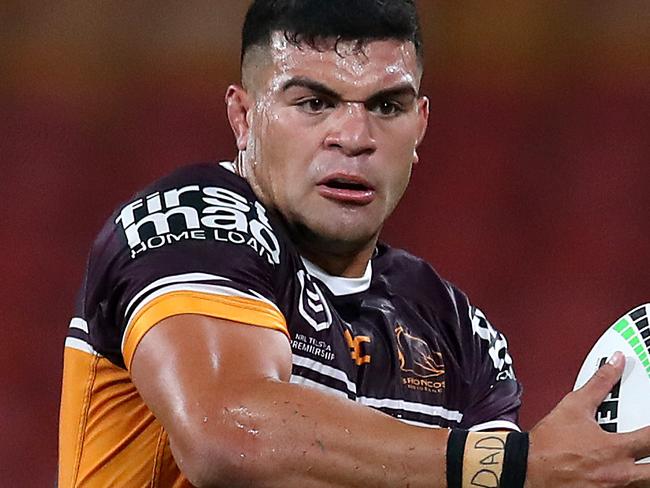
[619,425,650,460]
[628,461,650,488]
[573,352,625,410]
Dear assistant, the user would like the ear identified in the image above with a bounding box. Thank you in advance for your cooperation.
[413,96,430,165]
[225,85,253,151]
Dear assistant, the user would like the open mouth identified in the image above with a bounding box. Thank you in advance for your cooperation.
[323,178,373,192]
[317,175,376,205]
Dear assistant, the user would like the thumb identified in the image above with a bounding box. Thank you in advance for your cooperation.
[574,351,625,411]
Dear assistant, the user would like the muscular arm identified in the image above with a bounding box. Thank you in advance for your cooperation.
[132,315,650,488]
[131,314,448,488]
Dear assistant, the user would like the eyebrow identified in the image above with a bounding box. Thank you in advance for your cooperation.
[280,76,419,102]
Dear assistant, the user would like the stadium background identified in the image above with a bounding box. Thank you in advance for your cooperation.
[2,1,649,484]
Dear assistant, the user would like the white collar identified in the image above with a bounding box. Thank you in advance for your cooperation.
[219,161,236,173]
[301,257,372,296]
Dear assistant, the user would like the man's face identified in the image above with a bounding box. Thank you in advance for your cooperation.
[231,34,429,255]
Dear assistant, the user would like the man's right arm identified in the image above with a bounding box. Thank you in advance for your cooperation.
[131,314,448,488]
[131,315,650,488]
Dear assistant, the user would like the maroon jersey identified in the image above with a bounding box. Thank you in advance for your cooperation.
[59,162,521,486]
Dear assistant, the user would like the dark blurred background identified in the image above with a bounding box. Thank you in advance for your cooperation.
[2,1,649,485]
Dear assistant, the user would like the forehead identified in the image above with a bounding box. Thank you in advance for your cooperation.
[259,32,421,96]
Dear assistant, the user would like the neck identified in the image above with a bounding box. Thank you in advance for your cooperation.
[296,238,377,278]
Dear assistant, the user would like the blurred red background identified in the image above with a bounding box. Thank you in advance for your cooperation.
[2,1,649,485]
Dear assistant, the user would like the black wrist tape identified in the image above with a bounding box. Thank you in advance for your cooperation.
[446,429,468,488]
[500,431,529,487]
[446,430,528,488]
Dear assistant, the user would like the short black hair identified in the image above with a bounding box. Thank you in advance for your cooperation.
[241,0,423,65]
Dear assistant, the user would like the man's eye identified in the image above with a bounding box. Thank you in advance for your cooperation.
[371,100,403,117]
[297,98,332,114]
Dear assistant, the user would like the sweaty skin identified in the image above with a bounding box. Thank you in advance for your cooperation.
[228,35,428,277]
[132,315,448,487]
[130,37,650,488]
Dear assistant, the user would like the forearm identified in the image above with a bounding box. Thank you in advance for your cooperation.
[132,316,448,487]
[170,378,447,488]
[132,310,650,488]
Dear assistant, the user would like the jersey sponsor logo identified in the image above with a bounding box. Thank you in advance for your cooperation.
[115,185,280,264]
[470,307,515,381]
[395,324,445,394]
[297,270,333,331]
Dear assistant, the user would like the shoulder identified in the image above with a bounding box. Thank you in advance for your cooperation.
[113,161,261,234]
[78,161,294,367]
[95,161,283,265]
[373,242,469,321]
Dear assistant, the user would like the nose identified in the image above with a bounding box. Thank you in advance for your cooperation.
[323,102,377,157]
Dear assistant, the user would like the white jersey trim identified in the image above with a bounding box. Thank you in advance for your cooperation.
[357,396,464,423]
[122,274,281,354]
[291,373,464,425]
[65,337,98,355]
[219,161,237,173]
[125,272,232,319]
[301,257,372,296]
[69,317,89,333]
[290,375,350,399]
[292,354,357,395]
[469,420,521,432]
[398,418,442,429]
[291,354,463,424]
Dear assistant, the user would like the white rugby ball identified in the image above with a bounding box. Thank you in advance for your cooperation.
[574,303,650,463]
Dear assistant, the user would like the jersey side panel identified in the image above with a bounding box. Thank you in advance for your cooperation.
[59,349,188,486]
[59,347,97,487]
[61,163,297,484]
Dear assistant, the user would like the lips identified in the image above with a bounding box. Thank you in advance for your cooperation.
[316,174,376,205]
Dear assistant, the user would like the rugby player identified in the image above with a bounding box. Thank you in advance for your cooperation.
[59,1,650,486]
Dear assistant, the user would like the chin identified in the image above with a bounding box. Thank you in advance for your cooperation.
[305,221,379,253]
[286,204,383,251]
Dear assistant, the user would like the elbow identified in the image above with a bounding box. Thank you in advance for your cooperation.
[169,437,222,488]
[169,425,269,488]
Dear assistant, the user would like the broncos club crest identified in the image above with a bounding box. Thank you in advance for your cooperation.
[395,324,446,394]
